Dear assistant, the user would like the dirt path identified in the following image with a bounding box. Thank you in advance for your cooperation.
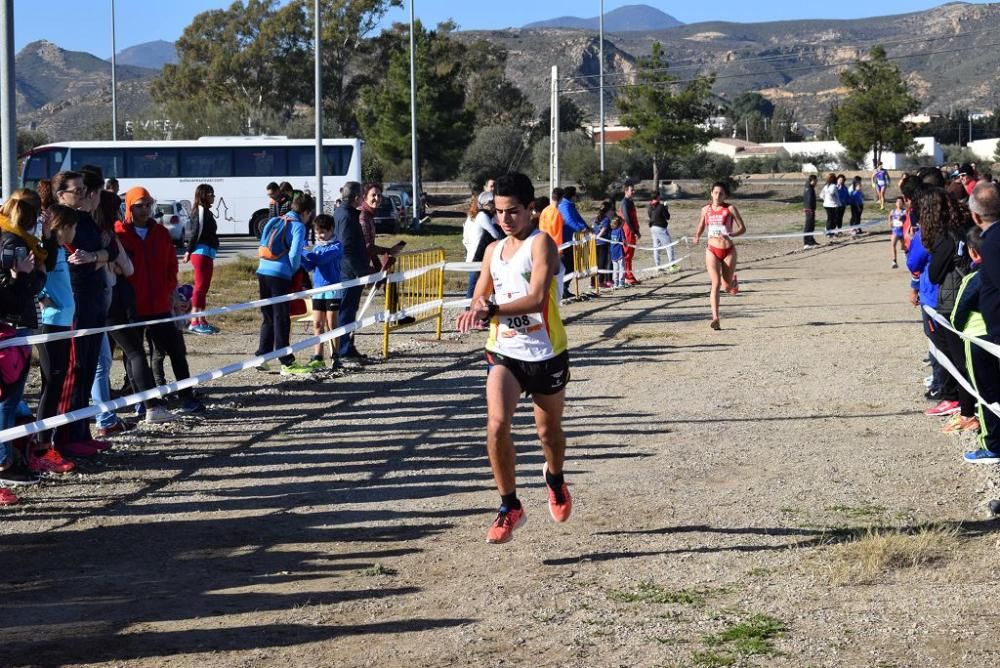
[3,224,1000,668]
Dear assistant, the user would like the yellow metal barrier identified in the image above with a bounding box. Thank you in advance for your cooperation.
[588,234,600,295]
[571,232,600,297]
[382,246,445,359]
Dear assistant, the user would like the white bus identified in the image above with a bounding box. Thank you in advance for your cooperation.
[20,136,362,236]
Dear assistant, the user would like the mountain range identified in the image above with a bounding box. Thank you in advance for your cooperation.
[523,5,683,31]
[12,2,1000,142]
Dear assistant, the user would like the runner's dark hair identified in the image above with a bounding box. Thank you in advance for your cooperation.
[496,172,535,209]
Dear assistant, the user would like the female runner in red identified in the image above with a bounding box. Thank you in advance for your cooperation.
[692,181,746,330]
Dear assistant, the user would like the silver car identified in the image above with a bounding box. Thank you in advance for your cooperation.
[154,200,194,246]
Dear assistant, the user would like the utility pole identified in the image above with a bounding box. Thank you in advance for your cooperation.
[111,0,118,141]
[0,0,15,197]
[408,0,420,230]
[313,0,323,213]
[599,0,605,173]
[550,66,559,195]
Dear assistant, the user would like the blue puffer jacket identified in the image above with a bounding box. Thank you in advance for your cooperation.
[907,228,938,308]
[557,199,589,244]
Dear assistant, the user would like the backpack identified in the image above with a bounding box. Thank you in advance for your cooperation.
[258,215,292,261]
[0,322,30,398]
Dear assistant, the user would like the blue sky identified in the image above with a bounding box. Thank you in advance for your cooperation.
[13,0,993,57]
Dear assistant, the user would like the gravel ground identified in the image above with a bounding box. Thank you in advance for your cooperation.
[3,204,1000,668]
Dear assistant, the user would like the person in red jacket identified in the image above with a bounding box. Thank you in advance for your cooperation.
[115,187,204,413]
[619,181,641,285]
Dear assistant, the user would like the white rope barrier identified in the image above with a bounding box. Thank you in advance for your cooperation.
[0,296,448,444]
[926,340,1000,419]
[0,263,444,350]
[922,305,1000,359]
[1,219,874,442]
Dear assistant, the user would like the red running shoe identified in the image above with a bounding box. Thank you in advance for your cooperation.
[0,488,17,506]
[28,447,75,474]
[58,441,101,458]
[486,506,527,544]
[84,439,112,452]
[924,400,960,417]
[543,463,572,522]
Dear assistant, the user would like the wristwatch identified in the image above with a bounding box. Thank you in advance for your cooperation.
[486,302,499,320]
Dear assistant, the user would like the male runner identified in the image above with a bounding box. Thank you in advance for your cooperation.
[456,172,572,544]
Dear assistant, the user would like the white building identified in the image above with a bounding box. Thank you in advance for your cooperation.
[705,138,788,162]
[758,137,943,169]
[968,138,1000,162]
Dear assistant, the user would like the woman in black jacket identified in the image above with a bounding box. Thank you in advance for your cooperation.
[919,185,976,430]
[1,197,46,486]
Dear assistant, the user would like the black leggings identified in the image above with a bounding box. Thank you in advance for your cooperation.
[824,207,837,233]
[143,316,195,400]
[65,307,106,443]
[36,324,71,445]
[109,324,164,409]
[941,325,976,417]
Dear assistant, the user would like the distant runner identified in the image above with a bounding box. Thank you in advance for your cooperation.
[456,172,572,544]
[693,181,747,330]
[872,162,890,211]
[889,196,906,269]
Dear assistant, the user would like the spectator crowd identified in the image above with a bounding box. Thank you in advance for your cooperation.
[877,162,1000,466]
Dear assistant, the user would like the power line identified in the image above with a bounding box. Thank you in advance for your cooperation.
[559,39,1000,97]
[560,24,999,84]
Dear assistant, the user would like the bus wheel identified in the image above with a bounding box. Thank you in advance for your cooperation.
[249,210,269,238]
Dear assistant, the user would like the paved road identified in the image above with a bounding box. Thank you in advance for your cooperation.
[174,235,259,266]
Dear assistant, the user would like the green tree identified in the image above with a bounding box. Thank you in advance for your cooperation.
[460,125,529,190]
[994,139,1000,165]
[357,20,475,180]
[461,40,535,130]
[16,129,49,154]
[726,91,774,142]
[831,46,920,164]
[153,0,399,137]
[615,42,715,187]
[766,106,803,143]
[533,97,589,145]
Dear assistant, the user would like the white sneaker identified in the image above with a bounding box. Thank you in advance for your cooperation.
[145,406,180,424]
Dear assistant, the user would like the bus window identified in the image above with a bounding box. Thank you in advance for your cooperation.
[287,146,354,177]
[286,147,315,177]
[71,148,125,178]
[324,146,353,177]
[180,148,233,178]
[234,147,286,177]
[126,149,179,178]
[22,152,51,187]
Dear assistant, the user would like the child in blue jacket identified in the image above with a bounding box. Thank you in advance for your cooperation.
[301,214,344,369]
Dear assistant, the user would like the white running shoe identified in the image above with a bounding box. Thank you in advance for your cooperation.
[145,406,180,424]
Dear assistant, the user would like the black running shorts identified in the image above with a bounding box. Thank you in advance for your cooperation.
[486,350,570,396]
[312,298,341,313]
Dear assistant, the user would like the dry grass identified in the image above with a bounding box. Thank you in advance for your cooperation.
[179,256,260,334]
[826,525,962,585]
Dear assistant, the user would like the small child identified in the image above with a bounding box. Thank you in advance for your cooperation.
[609,215,626,288]
[849,176,865,235]
[889,196,906,268]
[301,214,344,369]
